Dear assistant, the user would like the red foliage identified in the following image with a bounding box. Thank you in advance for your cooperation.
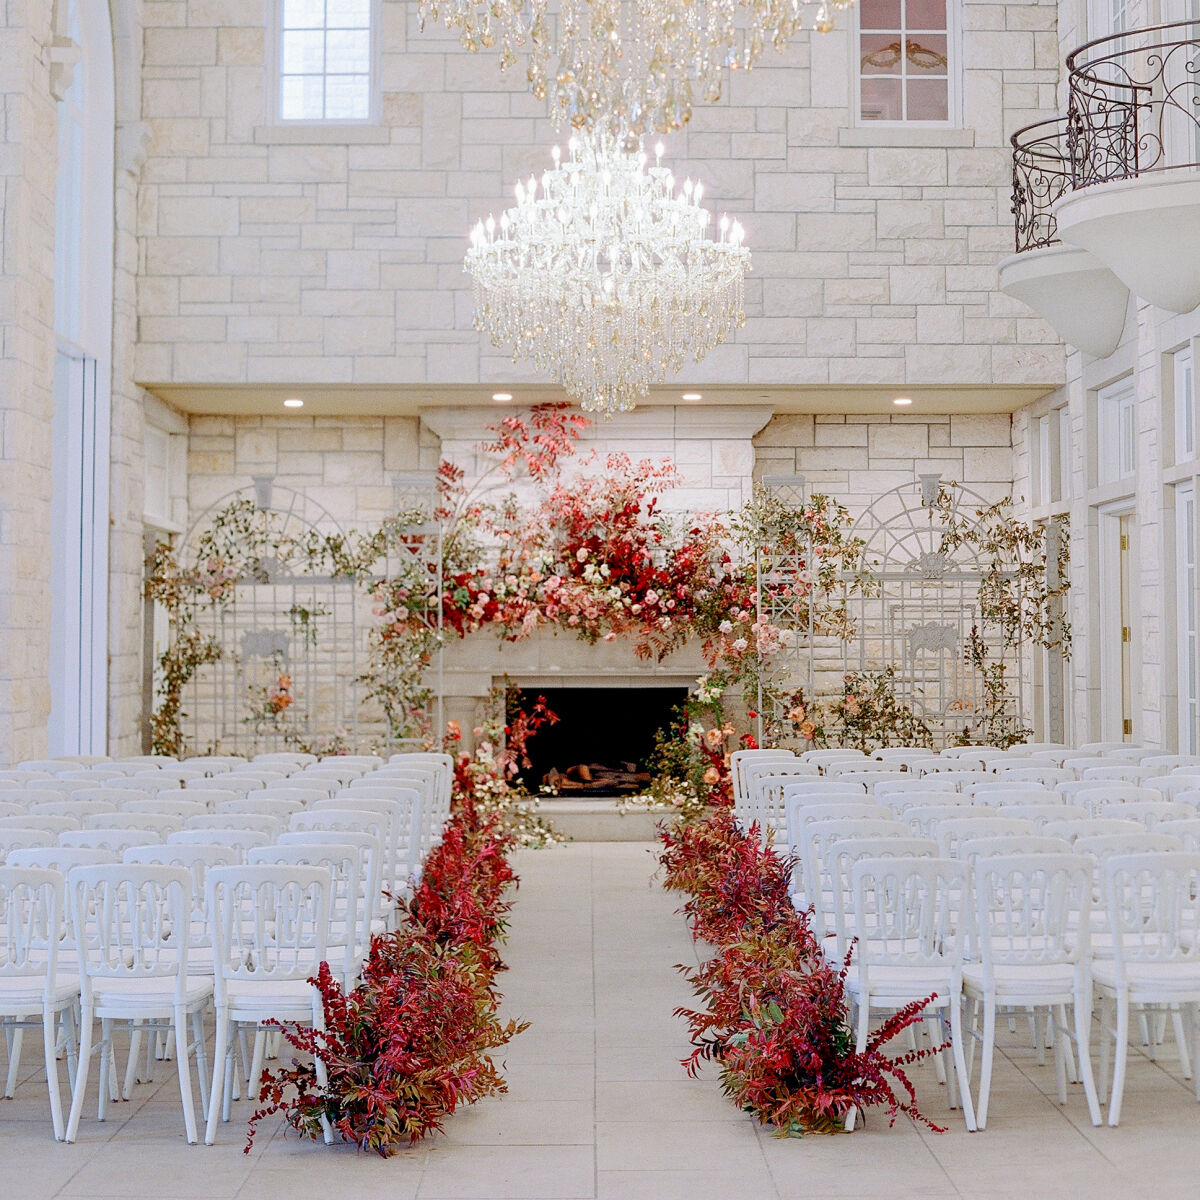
[657,812,943,1134]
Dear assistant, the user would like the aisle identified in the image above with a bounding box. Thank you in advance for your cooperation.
[6,843,1200,1198]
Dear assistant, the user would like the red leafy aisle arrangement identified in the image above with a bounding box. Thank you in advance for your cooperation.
[659,814,944,1135]
[246,799,528,1156]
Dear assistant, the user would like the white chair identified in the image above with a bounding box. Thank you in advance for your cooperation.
[59,828,164,853]
[964,854,1101,1128]
[254,780,337,799]
[65,865,214,1144]
[1159,817,1200,850]
[84,812,181,838]
[205,864,333,1145]
[875,777,956,801]
[1075,785,1161,816]
[1147,773,1200,800]
[0,867,79,1140]
[290,808,392,889]
[905,803,993,839]
[1044,818,1142,844]
[889,791,981,816]
[119,797,208,819]
[28,799,119,820]
[1001,803,1090,830]
[1083,764,1157,785]
[326,793,421,893]
[0,801,23,820]
[936,817,1036,859]
[279,830,386,941]
[0,814,80,835]
[958,834,1074,867]
[1095,853,1200,1125]
[799,749,864,767]
[91,784,156,802]
[6,847,116,872]
[1,829,55,859]
[997,767,1073,788]
[0,770,56,785]
[964,781,1050,801]
[217,797,305,821]
[842,856,976,1132]
[785,801,889,854]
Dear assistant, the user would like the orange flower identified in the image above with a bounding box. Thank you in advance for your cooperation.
[703,766,721,785]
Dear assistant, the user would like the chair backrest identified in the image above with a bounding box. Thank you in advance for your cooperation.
[94,783,158,801]
[328,792,421,872]
[1000,803,1089,830]
[973,854,1092,970]
[1105,852,1200,967]
[960,834,1074,868]
[182,784,244,804]
[874,777,956,801]
[185,812,283,837]
[963,780,1049,799]
[849,856,967,969]
[165,827,269,852]
[0,829,54,860]
[254,752,317,767]
[0,866,64,982]
[0,801,24,819]
[217,796,304,820]
[974,788,1057,808]
[1075,784,1161,815]
[248,786,332,806]
[1161,816,1200,851]
[816,831,930,945]
[1147,773,1200,801]
[248,843,361,974]
[730,750,795,802]
[17,785,72,803]
[6,846,115,871]
[207,865,332,997]
[1083,764,1156,784]
[937,817,1037,858]
[256,779,337,797]
[27,798,118,818]
[1043,817,1142,843]
[0,770,56,785]
[997,766,1073,787]
[1097,800,1193,828]
[889,791,980,815]
[1075,831,1184,860]
[785,801,891,850]
[904,802,993,838]
[59,828,163,852]
[799,749,863,766]
[122,843,239,934]
[68,864,193,985]
[84,812,180,836]
[278,829,384,935]
[119,797,208,818]
[0,813,79,834]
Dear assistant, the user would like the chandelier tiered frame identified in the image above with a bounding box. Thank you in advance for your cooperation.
[419,0,858,136]
[465,133,750,417]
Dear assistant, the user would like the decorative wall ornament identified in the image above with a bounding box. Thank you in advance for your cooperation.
[466,133,749,416]
[418,0,858,136]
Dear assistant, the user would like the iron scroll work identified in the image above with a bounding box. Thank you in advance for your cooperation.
[156,477,443,757]
[756,475,1028,749]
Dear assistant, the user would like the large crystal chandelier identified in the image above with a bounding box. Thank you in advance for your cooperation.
[466,133,749,417]
[419,0,858,136]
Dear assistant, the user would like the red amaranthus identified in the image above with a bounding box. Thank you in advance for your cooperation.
[658,812,942,1134]
[246,798,526,1156]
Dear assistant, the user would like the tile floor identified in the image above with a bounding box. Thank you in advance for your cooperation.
[4,841,1200,1197]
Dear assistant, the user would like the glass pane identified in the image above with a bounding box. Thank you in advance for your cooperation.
[325,29,370,74]
[861,76,904,120]
[906,78,949,121]
[281,73,325,120]
[859,0,901,29]
[282,29,325,74]
[906,35,948,73]
[327,0,371,26]
[906,0,947,30]
[324,74,370,119]
[860,33,904,75]
[281,0,325,30]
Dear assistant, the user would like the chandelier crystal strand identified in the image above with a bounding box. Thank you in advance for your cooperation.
[419,0,858,136]
[466,133,750,417]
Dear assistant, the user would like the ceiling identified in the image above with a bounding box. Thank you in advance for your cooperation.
[144,382,1058,418]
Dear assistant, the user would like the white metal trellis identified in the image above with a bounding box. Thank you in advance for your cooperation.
[755,475,1027,749]
[161,476,444,757]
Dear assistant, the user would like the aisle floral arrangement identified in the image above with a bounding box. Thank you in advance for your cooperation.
[658,812,943,1135]
[245,796,527,1156]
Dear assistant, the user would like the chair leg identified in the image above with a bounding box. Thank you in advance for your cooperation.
[44,1005,65,1142]
[310,997,333,1146]
[1172,1005,1192,1079]
[65,1007,94,1143]
[4,1025,23,1098]
[97,1018,112,1121]
[844,994,871,1134]
[63,1007,78,1092]
[248,1029,267,1103]
[977,995,996,1131]
[205,1008,229,1146]
[1109,992,1130,1127]
[948,992,977,1132]
[1053,1005,1068,1105]
[191,1008,210,1121]
[1074,986,1102,1127]
[175,1005,198,1145]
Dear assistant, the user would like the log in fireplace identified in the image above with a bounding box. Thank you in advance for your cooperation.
[512,685,688,796]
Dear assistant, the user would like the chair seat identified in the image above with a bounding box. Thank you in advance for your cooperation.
[1093,959,1200,999]
[224,977,320,1018]
[962,962,1078,1001]
[91,974,213,1013]
[0,974,80,1010]
[844,962,954,1006]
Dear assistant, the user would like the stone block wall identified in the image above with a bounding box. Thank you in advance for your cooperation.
[133,0,1065,391]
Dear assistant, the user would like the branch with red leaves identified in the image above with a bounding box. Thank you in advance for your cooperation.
[658,813,944,1135]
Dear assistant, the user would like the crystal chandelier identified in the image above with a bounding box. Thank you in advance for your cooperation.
[419,0,858,136]
[466,133,750,417]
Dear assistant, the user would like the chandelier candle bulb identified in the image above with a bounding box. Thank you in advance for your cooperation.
[465,131,750,418]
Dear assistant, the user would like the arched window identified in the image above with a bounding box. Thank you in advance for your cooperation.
[49,0,115,755]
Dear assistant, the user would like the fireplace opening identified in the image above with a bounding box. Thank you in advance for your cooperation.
[512,685,688,796]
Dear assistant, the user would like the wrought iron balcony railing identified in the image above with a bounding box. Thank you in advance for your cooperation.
[1010,116,1074,252]
[1066,19,1200,187]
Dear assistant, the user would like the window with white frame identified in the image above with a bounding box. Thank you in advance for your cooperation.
[1176,345,1197,463]
[1034,413,1052,507]
[1098,379,1137,485]
[277,0,374,122]
[1178,484,1199,754]
[857,0,954,123]
[1087,0,1131,37]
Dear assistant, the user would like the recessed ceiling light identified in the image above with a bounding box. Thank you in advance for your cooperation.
[892,396,913,407]
[681,392,703,401]
[492,392,513,402]
[283,398,304,408]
